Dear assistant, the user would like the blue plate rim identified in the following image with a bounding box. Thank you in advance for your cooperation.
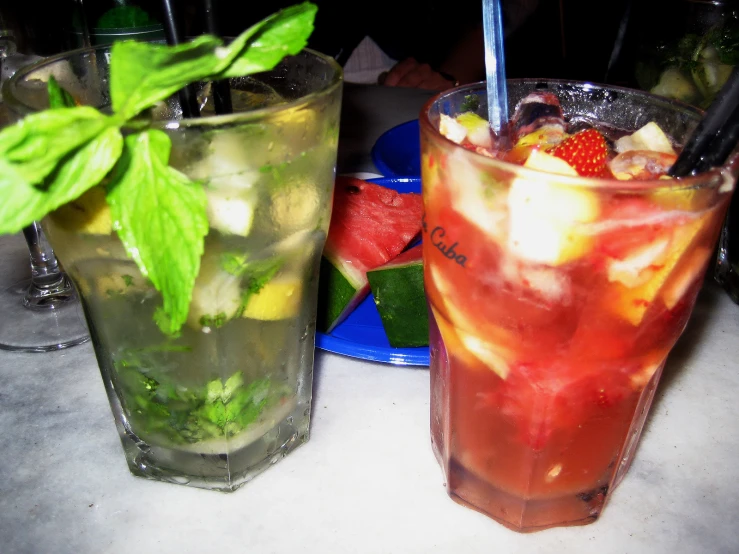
[370,119,421,178]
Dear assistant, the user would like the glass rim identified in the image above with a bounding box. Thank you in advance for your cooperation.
[2,43,343,125]
[419,78,738,192]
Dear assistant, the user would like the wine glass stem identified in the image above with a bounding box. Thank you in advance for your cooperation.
[22,222,75,308]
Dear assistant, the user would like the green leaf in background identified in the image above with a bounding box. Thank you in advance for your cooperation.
[107,129,208,336]
[0,107,112,185]
[47,76,77,109]
[109,2,317,120]
[707,26,739,66]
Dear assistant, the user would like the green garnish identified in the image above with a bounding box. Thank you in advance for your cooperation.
[48,75,77,109]
[221,252,250,276]
[0,2,318,336]
[460,94,480,113]
[120,362,284,444]
[220,253,285,316]
[199,312,228,329]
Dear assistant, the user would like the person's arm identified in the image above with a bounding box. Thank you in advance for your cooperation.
[437,23,485,85]
[380,23,485,91]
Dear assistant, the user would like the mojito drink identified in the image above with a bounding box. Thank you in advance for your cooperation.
[420,81,735,530]
[4,40,342,491]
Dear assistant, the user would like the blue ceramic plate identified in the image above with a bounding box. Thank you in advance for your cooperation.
[315,177,429,366]
[371,120,421,178]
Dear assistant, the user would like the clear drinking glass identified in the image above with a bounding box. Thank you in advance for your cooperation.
[0,222,89,352]
[4,44,342,491]
[420,79,735,531]
[630,0,739,109]
[0,36,89,352]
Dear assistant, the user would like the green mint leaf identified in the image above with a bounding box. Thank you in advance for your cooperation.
[0,125,123,234]
[110,34,222,119]
[198,313,228,329]
[205,379,225,404]
[461,94,480,113]
[223,371,245,402]
[246,258,284,294]
[216,2,318,79]
[0,107,111,185]
[47,76,76,108]
[107,129,208,336]
[199,402,228,427]
[221,252,249,276]
[236,257,284,316]
[109,2,317,119]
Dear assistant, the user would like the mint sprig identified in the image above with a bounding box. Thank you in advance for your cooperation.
[0,110,121,233]
[0,2,319,336]
[107,130,208,335]
[110,2,317,120]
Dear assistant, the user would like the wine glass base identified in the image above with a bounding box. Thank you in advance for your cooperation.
[0,278,90,352]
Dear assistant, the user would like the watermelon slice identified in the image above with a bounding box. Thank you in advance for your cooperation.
[317,177,424,333]
[367,244,429,347]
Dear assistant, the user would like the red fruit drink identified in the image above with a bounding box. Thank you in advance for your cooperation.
[419,80,736,532]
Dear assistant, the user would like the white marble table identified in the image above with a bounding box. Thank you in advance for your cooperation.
[1,84,738,554]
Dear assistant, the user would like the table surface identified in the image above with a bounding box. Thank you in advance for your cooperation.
[1,83,738,554]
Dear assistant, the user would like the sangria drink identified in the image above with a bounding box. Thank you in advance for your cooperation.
[420,80,735,531]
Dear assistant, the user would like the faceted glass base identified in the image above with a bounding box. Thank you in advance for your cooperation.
[431,361,664,532]
[112,384,311,492]
[0,278,89,352]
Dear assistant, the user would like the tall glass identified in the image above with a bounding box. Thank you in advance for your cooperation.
[629,0,739,109]
[715,192,739,302]
[4,45,342,491]
[420,80,735,531]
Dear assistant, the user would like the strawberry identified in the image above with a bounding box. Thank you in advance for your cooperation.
[548,129,608,177]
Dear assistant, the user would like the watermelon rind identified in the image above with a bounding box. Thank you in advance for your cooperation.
[317,177,424,334]
[317,258,367,333]
[367,246,429,347]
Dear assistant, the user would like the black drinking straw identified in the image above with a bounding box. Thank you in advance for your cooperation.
[161,0,201,118]
[204,0,233,115]
[669,67,739,177]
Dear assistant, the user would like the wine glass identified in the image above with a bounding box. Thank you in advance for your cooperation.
[0,223,89,352]
[0,39,89,352]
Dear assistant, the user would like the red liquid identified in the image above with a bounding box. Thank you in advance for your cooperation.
[422,141,730,532]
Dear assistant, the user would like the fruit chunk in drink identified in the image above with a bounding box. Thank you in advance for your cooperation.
[421,81,735,531]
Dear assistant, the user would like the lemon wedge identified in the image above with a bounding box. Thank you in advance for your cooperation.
[243,276,303,321]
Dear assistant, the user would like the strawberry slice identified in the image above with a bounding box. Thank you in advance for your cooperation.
[549,129,608,177]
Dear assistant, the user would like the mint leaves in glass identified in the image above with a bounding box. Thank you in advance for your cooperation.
[0,2,343,491]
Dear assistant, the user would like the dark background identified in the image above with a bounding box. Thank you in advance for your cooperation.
[0,0,674,88]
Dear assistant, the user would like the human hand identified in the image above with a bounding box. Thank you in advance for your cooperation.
[379,57,458,91]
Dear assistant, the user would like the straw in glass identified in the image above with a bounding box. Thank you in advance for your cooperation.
[203,0,233,115]
[669,67,739,177]
[482,0,509,145]
[161,0,201,118]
